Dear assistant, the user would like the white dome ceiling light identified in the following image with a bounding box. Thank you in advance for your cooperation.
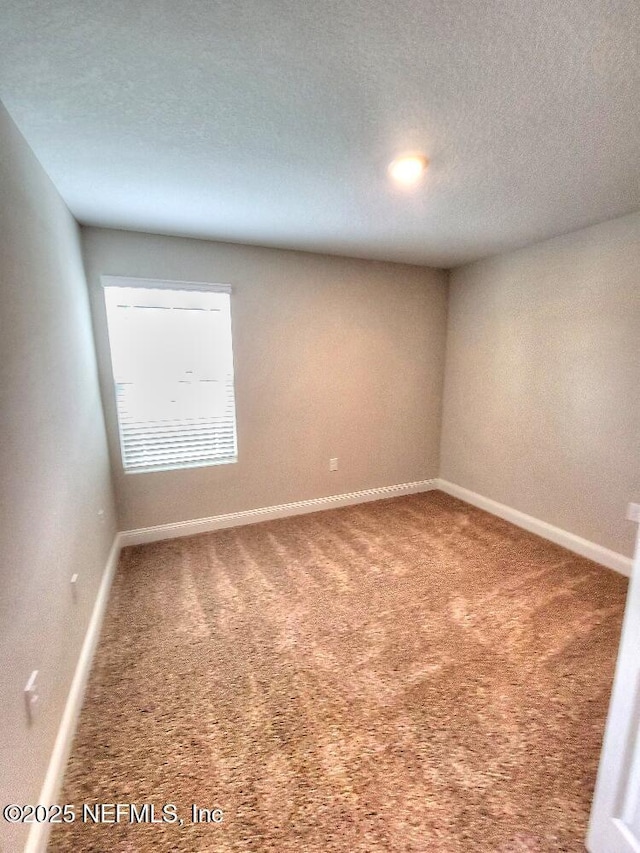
[388,154,429,188]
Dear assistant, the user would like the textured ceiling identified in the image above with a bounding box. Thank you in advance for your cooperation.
[1,0,639,267]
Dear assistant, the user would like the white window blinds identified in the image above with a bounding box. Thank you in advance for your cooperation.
[103,279,238,473]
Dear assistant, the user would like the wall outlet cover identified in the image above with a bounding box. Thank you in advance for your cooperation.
[626,502,640,524]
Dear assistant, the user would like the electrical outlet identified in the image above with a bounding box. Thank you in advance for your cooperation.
[627,502,640,524]
[329,458,338,472]
[24,670,39,724]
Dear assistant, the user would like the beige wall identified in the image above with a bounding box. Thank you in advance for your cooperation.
[441,211,640,558]
[81,227,448,531]
[0,103,117,850]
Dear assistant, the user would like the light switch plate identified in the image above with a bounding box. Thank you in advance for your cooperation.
[24,670,39,724]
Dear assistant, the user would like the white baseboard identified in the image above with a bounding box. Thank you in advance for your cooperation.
[24,533,123,853]
[120,479,438,547]
[436,479,632,577]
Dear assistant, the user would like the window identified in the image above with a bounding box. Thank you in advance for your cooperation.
[102,277,238,473]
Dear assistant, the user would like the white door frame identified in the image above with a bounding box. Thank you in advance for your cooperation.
[587,520,640,852]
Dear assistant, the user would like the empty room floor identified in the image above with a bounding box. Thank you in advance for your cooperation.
[49,491,627,852]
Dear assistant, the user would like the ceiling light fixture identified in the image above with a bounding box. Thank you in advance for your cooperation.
[388,153,429,187]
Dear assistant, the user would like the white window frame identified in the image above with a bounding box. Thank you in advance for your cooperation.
[101,275,238,474]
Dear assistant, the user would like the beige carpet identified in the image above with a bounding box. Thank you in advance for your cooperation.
[49,491,627,852]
